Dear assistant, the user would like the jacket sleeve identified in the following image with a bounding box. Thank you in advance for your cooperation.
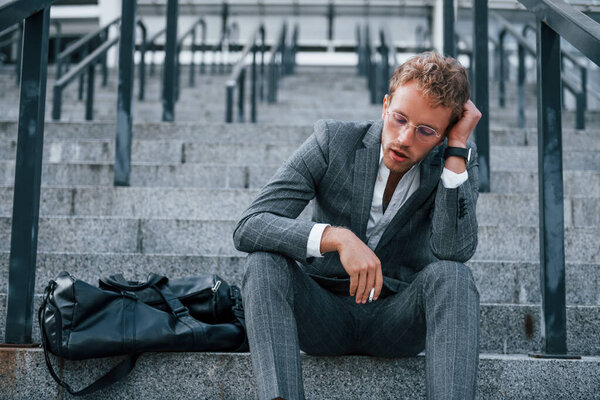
[232,120,330,263]
[429,141,479,262]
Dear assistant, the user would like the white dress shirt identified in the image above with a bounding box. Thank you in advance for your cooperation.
[306,145,468,258]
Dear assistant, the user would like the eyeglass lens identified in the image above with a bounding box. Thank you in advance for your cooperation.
[388,112,438,138]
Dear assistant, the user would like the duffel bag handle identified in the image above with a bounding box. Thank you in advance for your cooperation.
[38,286,140,396]
[99,273,166,292]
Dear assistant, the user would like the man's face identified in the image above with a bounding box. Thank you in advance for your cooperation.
[380,80,453,175]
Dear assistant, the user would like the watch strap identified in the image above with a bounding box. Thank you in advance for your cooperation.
[444,146,471,163]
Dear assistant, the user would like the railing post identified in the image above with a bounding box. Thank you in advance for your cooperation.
[260,26,265,102]
[5,6,50,344]
[380,31,389,102]
[268,62,276,103]
[357,25,363,76]
[226,83,234,123]
[327,1,334,42]
[443,0,455,57]
[251,43,257,123]
[78,45,88,100]
[162,0,178,121]
[85,62,95,120]
[51,20,62,67]
[114,0,136,186]
[535,20,567,356]
[101,29,108,87]
[238,68,245,122]
[15,22,22,86]
[498,30,506,108]
[473,0,490,192]
[517,44,526,128]
[138,21,147,101]
[190,27,196,87]
[52,84,62,121]
[575,91,585,130]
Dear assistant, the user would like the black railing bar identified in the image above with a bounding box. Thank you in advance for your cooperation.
[267,22,286,65]
[494,12,587,99]
[561,73,583,97]
[147,27,167,46]
[56,16,121,61]
[523,22,588,70]
[228,25,263,84]
[0,23,20,39]
[177,17,206,48]
[54,36,119,88]
[492,12,537,54]
[381,26,398,68]
[518,0,600,66]
[0,0,54,31]
[0,35,19,48]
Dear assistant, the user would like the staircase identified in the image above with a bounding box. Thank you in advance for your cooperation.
[0,63,599,399]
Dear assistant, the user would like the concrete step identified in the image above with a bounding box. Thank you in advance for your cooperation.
[1,139,598,170]
[1,161,598,194]
[0,291,598,356]
[0,252,598,305]
[0,187,598,228]
[0,216,596,262]
[1,348,598,399]
[1,120,598,148]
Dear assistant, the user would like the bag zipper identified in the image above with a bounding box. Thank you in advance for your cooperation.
[211,280,221,293]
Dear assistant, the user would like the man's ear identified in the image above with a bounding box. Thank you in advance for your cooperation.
[381,94,389,120]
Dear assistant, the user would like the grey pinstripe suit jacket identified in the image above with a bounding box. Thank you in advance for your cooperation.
[233,119,479,296]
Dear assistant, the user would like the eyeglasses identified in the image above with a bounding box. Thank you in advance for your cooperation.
[385,111,440,142]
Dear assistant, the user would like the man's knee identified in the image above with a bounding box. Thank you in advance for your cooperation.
[421,260,479,300]
[242,251,295,299]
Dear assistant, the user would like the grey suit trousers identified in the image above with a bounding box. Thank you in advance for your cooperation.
[242,252,480,400]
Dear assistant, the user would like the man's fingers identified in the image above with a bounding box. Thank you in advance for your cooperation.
[362,269,376,303]
[349,271,358,296]
[355,270,367,303]
[374,265,383,301]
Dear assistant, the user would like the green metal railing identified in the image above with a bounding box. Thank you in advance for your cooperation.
[0,0,56,345]
[51,19,147,121]
[515,0,599,359]
[225,24,265,123]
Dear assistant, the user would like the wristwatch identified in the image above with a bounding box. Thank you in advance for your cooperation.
[444,146,471,163]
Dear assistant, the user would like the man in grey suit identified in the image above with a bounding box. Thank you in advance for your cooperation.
[233,51,482,400]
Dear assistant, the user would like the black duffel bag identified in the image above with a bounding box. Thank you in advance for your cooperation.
[38,271,248,396]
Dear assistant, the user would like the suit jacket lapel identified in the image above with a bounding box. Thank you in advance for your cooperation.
[350,120,383,241]
[374,145,443,252]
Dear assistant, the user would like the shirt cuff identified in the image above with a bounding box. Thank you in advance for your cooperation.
[306,223,330,258]
[441,167,468,189]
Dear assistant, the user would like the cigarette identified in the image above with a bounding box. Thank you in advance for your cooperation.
[368,287,375,303]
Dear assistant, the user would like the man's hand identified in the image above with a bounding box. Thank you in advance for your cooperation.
[320,226,383,303]
[446,100,482,148]
[444,100,481,174]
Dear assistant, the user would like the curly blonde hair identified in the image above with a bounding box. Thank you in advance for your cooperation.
[388,51,470,133]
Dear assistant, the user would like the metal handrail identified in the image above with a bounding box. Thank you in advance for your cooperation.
[52,36,119,121]
[56,17,121,81]
[266,21,287,104]
[523,23,595,111]
[0,22,22,84]
[1,0,58,345]
[175,17,206,100]
[147,27,166,76]
[515,0,600,358]
[492,11,587,129]
[212,21,240,74]
[225,24,265,123]
[364,24,378,105]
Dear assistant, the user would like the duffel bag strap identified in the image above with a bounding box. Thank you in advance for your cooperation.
[38,290,140,396]
[230,285,249,352]
[99,273,166,292]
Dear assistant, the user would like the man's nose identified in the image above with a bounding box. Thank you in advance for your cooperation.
[396,124,416,146]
